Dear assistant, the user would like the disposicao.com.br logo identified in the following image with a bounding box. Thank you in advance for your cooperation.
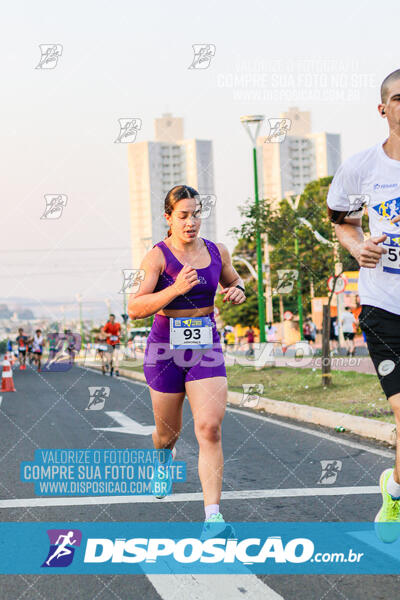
[84,534,316,565]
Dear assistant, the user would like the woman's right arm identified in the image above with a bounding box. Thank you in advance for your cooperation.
[127,247,199,319]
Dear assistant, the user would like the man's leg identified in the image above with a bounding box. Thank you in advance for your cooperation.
[389,393,400,487]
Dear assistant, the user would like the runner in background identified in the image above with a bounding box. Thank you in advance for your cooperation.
[65,330,76,364]
[245,325,255,356]
[32,329,44,372]
[16,328,28,370]
[96,332,109,375]
[102,314,121,376]
[341,307,357,356]
[329,315,339,355]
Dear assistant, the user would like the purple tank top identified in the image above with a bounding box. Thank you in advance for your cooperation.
[153,237,222,310]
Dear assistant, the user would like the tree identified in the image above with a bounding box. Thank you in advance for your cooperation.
[230,177,362,319]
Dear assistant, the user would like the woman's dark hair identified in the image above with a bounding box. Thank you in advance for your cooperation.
[164,185,200,237]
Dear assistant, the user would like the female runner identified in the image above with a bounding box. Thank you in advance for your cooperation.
[128,185,246,530]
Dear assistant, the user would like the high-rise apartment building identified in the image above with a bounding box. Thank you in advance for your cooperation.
[128,114,217,268]
[258,107,341,205]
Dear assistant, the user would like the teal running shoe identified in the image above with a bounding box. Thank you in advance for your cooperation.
[374,468,400,543]
[151,447,176,499]
[200,512,236,542]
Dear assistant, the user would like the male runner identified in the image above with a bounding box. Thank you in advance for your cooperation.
[102,314,121,376]
[16,328,29,370]
[96,332,109,374]
[341,307,357,356]
[327,68,400,537]
[32,329,44,372]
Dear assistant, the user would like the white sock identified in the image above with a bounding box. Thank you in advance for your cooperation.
[386,471,400,499]
[205,504,219,520]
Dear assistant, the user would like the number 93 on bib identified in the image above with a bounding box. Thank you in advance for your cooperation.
[169,316,213,350]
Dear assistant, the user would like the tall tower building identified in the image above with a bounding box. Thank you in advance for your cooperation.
[128,114,217,268]
[257,107,341,206]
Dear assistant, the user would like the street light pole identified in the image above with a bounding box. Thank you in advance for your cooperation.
[294,225,304,340]
[241,115,266,343]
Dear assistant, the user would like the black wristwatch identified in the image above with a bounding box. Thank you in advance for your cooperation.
[235,284,245,293]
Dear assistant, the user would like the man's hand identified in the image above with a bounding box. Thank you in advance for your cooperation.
[220,286,246,304]
[353,234,387,268]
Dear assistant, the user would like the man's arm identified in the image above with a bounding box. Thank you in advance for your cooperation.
[333,217,387,268]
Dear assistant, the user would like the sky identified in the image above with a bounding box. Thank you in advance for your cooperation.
[0,0,398,318]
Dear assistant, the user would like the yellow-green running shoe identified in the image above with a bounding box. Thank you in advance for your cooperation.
[200,513,236,542]
[374,468,400,543]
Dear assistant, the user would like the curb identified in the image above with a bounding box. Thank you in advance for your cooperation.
[83,363,396,447]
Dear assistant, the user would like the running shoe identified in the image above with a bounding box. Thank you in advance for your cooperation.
[151,447,176,499]
[375,468,400,543]
[200,513,236,542]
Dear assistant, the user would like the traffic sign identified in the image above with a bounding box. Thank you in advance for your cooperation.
[327,275,348,294]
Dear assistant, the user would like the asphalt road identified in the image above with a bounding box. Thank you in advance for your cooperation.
[0,363,398,599]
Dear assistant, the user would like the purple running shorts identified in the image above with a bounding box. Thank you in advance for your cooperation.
[143,312,227,393]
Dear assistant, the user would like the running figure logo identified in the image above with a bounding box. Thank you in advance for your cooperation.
[318,460,342,485]
[371,196,400,227]
[265,119,291,143]
[347,194,370,219]
[188,44,216,70]
[195,194,216,219]
[114,118,142,143]
[86,386,110,410]
[119,269,145,294]
[42,529,82,567]
[273,270,299,295]
[240,383,264,408]
[35,44,63,69]
[41,194,67,220]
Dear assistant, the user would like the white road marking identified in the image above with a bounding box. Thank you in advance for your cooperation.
[226,407,395,459]
[82,367,394,459]
[0,486,380,509]
[93,411,155,435]
[148,573,284,600]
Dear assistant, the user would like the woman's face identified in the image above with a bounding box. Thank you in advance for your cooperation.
[166,197,202,241]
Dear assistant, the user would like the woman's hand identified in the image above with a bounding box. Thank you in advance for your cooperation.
[220,286,246,304]
[173,264,200,295]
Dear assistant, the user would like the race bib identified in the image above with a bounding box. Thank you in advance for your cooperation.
[169,316,213,349]
[109,335,119,341]
[19,345,26,351]
[382,233,400,274]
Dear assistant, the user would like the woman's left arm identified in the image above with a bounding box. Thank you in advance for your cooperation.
[216,243,246,305]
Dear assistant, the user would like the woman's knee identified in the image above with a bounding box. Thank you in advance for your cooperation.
[195,420,222,443]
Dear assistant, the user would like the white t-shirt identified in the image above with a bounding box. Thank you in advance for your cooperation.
[341,311,356,333]
[327,139,400,315]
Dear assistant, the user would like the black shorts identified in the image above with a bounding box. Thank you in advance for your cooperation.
[18,349,26,355]
[304,334,313,341]
[343,332,355,340]
[359,305,400,398]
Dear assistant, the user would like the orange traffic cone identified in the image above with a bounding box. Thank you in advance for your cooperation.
[1,359,16,392]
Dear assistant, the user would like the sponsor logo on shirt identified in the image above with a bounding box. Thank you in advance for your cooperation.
[373,183,398,190]
[371,196,400,227]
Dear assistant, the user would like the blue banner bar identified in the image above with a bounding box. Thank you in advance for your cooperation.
[0,522,400,574]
